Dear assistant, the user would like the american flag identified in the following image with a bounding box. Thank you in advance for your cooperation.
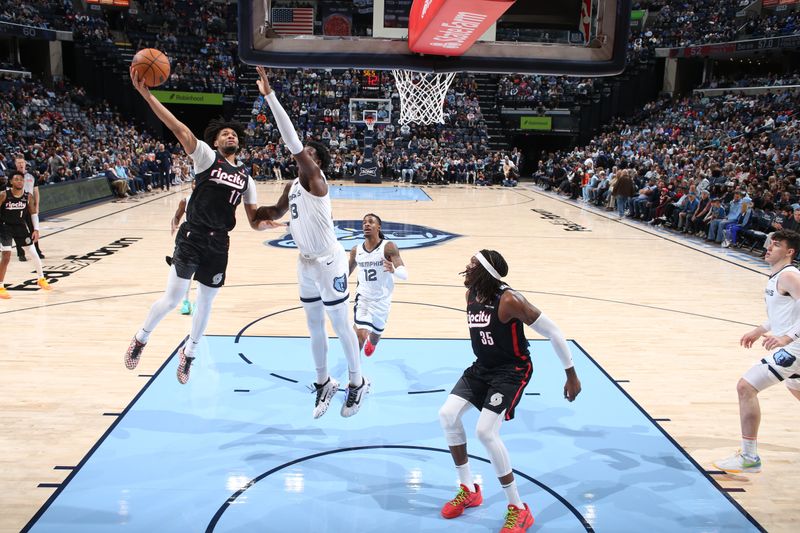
[271,7,315,36]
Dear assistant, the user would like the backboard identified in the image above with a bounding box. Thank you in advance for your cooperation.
[239,0,632,76]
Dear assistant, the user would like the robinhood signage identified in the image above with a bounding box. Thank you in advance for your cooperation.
[151,90,223,105]
[520,116,552,130]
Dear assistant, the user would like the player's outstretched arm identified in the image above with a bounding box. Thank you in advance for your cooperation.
[256,67,326,197]
[254,182,291,222]
[244,203,285,231]
[500,290,581,402]
[130,67,196,155]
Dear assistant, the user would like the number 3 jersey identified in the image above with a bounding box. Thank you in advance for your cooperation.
[468,286,530,368]
[187,141,256,233]
[288,175,337,257]
[355,240,394,301]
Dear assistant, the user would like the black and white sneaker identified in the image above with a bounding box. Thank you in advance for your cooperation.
[312,377,339,419]
[341,377,370,418]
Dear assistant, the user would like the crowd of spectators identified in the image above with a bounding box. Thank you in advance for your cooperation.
[0,74,197,198]
[699,70,800,89]
[239,68,512,184]
[642,0,800,48]
[125,0,238,93]
[534,79,800,252]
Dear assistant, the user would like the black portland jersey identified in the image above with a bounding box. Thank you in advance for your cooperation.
[1,189,30,226]
[187,152,250,232]
[467,286,530,368]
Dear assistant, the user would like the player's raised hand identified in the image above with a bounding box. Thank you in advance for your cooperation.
[383,258,395,273]
[130,67,150,97]
[256,66,273,96]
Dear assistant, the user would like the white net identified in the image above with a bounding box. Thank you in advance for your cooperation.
[391,70,457,125]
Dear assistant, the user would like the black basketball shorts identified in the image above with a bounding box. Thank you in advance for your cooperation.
[0,224,33,251]
[450,361,533,420]
[171,223,230,287]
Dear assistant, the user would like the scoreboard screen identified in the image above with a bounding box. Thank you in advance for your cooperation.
[362,70,380,90]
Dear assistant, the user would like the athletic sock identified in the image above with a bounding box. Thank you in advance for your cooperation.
[742,436,758,458]
[136,328,151,344]
[456,462,473,488]
[183,336,199,357]
[501,480,523,507]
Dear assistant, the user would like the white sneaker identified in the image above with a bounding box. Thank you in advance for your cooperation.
[713,451,761,474]
[312,377,339,419]
[341,377,370,417]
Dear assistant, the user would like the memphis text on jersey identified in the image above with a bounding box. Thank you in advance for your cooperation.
[358,259,384,269]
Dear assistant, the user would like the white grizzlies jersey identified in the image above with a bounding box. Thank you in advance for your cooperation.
[288,174,338,257]
[766,265,800,355]
[355,240,394,300]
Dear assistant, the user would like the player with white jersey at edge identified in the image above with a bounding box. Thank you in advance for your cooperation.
[253,66,369,419]
[714,229,800,474]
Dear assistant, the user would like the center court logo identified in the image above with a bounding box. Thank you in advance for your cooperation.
[266,220,459,250]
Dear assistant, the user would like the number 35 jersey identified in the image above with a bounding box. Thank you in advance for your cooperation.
[355,240,394,301]
[468,286,530,368]
[288,175,337,257]
[188,140,256,233]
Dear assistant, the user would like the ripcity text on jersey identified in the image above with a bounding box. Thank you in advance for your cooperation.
[467,285,530,368]
[188,141,255,233]
[1,189,30,226]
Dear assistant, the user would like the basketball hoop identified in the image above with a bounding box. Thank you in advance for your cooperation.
[364,115,376,131]
[391,69,456,125]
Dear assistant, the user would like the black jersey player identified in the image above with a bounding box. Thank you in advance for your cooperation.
[0,170,51,298]
[124,67,279,384]
[438,250,581,533]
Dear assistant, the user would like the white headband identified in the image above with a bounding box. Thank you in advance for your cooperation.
[475,252,503,280]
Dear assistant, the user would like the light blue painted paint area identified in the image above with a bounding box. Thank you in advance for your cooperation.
[328,185,431,201]
[27,337,759,532]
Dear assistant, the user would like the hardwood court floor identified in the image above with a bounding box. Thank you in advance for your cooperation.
[1,181,796,531]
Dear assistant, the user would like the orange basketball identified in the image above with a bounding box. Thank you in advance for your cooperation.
[131,48,170,88]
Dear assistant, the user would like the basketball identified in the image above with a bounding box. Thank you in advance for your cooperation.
[131,48,170,88]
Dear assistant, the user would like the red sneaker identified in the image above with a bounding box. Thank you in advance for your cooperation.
[176,347,195,384]
[441,484,482,519]
[500,503,534,533]
[125,336,146,370]
[364,339,376,357]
